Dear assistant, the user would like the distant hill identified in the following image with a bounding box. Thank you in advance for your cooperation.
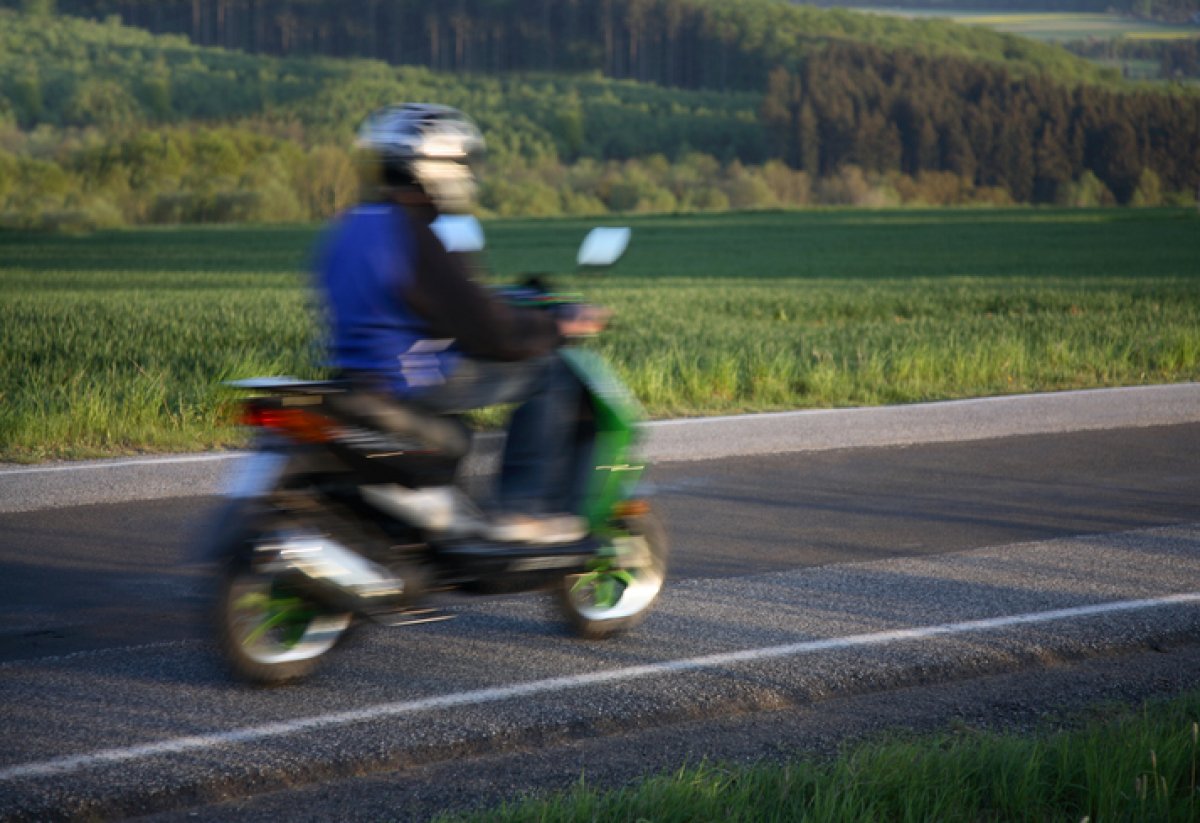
[0,9,764,160]
[8,0,1115,87]
[0,5,1197,228]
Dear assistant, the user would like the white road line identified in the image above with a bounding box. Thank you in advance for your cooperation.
[0,454,242,475]
[645,383,1198,426]
[3,592,1198,782]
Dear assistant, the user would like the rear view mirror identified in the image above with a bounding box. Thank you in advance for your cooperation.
[577,227,631,268]
[431,215,485,253]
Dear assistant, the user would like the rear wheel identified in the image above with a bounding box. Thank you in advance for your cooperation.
[213,518,353,685]
[556,510,669,639]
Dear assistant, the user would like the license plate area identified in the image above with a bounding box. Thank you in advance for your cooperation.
[225,450,290,499]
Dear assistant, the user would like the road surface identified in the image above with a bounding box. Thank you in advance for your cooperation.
[2,415,1199,820]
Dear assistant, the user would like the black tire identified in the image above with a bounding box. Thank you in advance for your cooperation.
[556,509,669,639]
[211,514,354,685]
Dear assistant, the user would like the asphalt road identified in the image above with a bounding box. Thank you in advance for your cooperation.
[2,422,1200,819]
[5,423,1200,663]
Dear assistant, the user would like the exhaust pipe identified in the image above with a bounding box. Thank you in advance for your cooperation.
[257,531,406,613]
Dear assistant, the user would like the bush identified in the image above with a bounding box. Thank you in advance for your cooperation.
[297,145,356,218]
[559,189,607,216]
[818,166,897,207]
[480,178,562,217]
[1058,172,1116,207]
[1131,168,1164,207]
[64,79,141,128]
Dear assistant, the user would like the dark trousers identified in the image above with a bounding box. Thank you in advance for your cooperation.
[408,354,588,514]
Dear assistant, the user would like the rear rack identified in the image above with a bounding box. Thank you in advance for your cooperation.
[224,377,348,395]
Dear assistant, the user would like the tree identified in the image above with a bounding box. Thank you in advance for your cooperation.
[1090,119,1141,204]
[1131,168,1163,207]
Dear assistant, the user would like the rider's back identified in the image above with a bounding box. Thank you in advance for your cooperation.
[317,204,457,392]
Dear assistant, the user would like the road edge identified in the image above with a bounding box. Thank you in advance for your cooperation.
[2,382,1198,514]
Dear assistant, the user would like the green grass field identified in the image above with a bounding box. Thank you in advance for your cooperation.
[1,208,1198,462]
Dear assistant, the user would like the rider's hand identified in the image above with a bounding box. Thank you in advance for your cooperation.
[557,304,612,338]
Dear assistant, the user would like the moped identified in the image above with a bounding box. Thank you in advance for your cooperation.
[202,223,667,684]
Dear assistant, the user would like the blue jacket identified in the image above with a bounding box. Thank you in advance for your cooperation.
[316,204,460,394]
[317,203,561,396]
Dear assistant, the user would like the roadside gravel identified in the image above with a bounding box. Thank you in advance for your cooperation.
[131,641,1200,823]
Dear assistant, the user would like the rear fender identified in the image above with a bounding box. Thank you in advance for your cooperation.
[224,448,292,500]
[187,441,334,567]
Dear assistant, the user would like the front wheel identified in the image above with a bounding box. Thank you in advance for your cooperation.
[213,515,354,685]
[556,510,669,639]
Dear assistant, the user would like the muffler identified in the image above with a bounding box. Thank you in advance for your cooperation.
[256,530,407,613]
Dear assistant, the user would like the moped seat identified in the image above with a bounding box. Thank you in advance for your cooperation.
[325,389,472,460]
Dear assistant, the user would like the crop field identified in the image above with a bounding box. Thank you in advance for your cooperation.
[1,208,1198,462]
[860,8,1200,41]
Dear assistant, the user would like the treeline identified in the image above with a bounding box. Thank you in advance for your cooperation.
[763,42,1200,204]
[1,8,1197,229]
[0,10,765,159]
[1065,37,1200,79]
[1125,0,1200,21]
[0,126,354,229]
[0,124,1041,232]
[9,0,1111,89]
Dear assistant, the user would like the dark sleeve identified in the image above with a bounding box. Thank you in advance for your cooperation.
[403,214,563,361]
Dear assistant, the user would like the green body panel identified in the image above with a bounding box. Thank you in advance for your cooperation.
[558,347,646,530]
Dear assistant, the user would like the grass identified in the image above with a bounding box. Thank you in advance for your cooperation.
[1,208,1198,462]
[441,689,1200,822]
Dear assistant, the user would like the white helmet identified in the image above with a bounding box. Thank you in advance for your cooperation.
[355,104,486,214]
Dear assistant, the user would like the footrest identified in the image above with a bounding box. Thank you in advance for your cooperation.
[369,607,456,628]
[435,537,599,576]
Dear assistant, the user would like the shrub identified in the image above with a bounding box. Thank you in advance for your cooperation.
[1058,171,1117,207]
[1131,168,1164,207]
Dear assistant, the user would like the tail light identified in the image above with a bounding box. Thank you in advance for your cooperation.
[241,402,336,444]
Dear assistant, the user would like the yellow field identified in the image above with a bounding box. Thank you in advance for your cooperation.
[862,8,1200,41]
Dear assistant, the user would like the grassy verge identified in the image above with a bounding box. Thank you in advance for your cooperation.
[1,208,1197,462]
[443,689,1200,822]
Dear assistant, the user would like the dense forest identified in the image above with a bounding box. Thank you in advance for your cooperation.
[5,0,1113,88]
[762,42,1199,203]
[0,5,1197,230]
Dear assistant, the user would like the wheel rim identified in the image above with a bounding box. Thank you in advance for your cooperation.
[226,574,351,665]
[566,532,664,622]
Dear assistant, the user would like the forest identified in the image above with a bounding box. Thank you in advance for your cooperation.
[6,0,1115,88]
[761,42,1199,203]
[0,2,1197,229]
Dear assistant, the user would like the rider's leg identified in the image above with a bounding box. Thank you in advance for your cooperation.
[497,355,583,514]
[408,353,584,516]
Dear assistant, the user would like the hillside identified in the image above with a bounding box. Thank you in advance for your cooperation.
[0,5,1197,228]
[0,10,763,158]
[17,0,1115,88]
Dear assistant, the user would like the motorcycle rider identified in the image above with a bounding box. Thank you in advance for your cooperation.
[315,103,607,544]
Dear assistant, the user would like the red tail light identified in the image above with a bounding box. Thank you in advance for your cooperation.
[241,403,336,443]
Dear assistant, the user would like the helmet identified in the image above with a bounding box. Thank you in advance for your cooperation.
[355,104,486,214]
